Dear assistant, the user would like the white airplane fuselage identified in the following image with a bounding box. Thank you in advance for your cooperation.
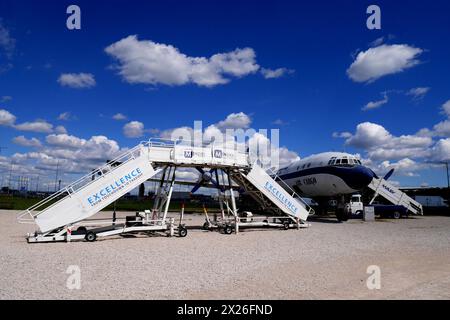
[276,152,375,198]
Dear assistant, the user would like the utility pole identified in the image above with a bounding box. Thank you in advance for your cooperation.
[54,160,60,192]
[8,160,14,193]
[443,161,450,189]
[35,173,40,192]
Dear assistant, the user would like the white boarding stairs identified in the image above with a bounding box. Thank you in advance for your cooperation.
[17,143,161,233]
[18,139,313,235]
[231,163,314,222]
[368,177,423,215]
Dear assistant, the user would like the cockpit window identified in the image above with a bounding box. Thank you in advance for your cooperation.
[328,157,336,165]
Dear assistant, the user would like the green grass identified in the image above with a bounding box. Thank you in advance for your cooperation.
[0,195,223,213]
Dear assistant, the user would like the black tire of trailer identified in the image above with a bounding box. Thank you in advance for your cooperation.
[85,231,97,242]
[77,226,87,234]
[179,226,188,237]
[393,211,401,219]
[336,210,349,222]
[283,222,290,230]
[223,225,233,235]
[202,222,210,230]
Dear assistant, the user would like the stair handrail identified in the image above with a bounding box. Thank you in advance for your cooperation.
[260,160,315,216]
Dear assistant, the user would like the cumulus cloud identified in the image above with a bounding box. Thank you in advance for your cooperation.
[431,138,450,162]
[13,120,53,133]
[123,121,145,138]
[362,92,389,111]
[0,109,16,126]
[112,113,127,121]
[441,100,450,118]
[105,35,261,87]
[343,122,432,160]
[260,67,294,79]
[216,112,251,130]
[12,136,42,148]
[347,44,423,83]
[55,125,68,134]
[57,73,96,88]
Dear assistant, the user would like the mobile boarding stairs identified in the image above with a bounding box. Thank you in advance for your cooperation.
[17,139,314,243]
[367,177,423,216]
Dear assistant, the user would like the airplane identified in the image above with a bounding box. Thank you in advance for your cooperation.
[273,152,390,221]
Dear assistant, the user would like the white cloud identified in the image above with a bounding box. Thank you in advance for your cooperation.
[362,92,389,111]
[14,120,53,133]
[260,67,294,79]
[378,158,425,177]
[57,112,76,121]
[406,87,430,100]
[55,125,68,134]
[0,109,16,126]
[441,100,450,118]
[57,73,96,89]
[46,134,86,149]
[369,37,384,47]
[216,112,251,130]
[332,131,352,139]
[344,122,432,160]
[112,113,127,121]
[105,35,260,87]
[12,136,42,148]
[123,121,145,138]
[347,44,423,83]
[431,138,450,162]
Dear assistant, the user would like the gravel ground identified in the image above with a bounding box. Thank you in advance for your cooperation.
[0,209,449,300]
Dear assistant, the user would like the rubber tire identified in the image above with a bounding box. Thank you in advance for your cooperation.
[179,227,188,237]
[223,225,233,235]
[77,226,87,234]
[393,211,401,219]
[283,222,290,230]
[202,222,210,230]
[85,231,97,242]
[336,209,349,222]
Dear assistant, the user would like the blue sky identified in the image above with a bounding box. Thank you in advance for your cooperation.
[1,0,450,189]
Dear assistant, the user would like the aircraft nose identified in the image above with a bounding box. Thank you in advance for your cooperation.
[347,165,375,190]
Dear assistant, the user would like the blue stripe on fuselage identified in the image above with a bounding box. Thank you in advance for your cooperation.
[276,165,374,191]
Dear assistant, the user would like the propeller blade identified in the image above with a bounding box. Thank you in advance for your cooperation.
[370,169,379,179]
[383,169,394,181]
[190,179,204,193]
